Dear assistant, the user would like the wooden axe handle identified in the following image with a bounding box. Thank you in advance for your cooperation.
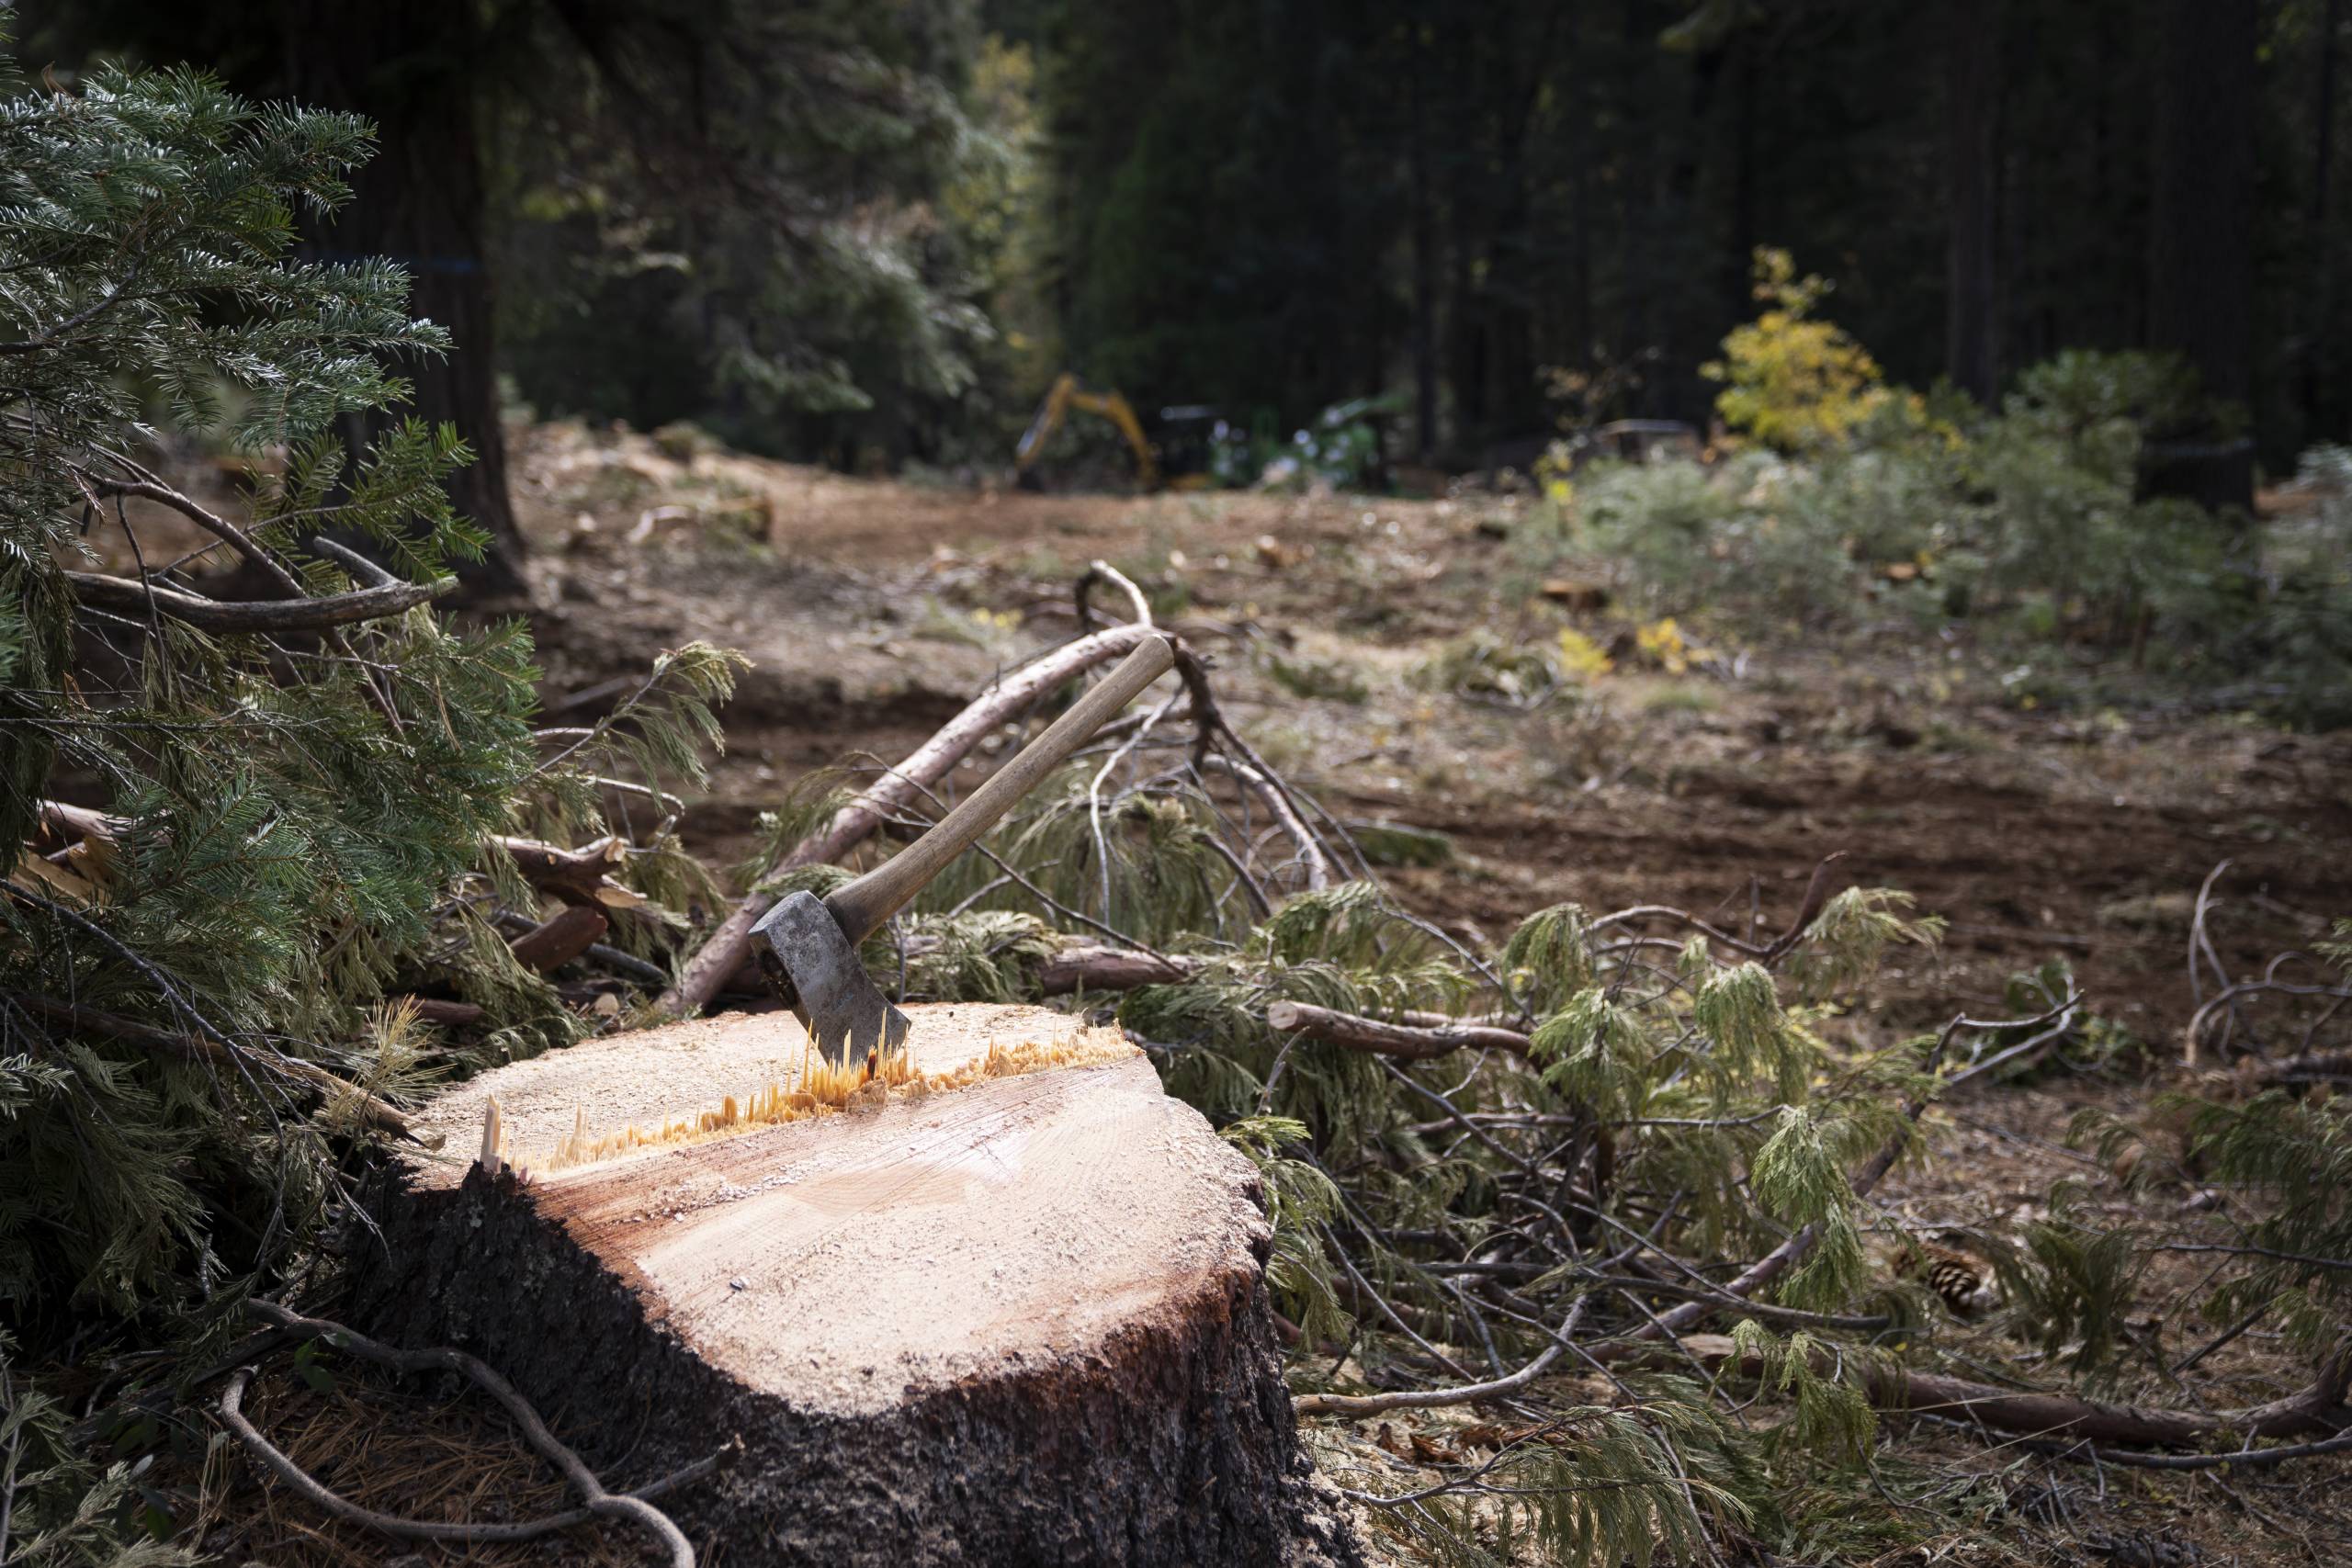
[825,634,1176,942]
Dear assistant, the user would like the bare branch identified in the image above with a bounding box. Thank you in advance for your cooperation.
[65,569,449,632]
[227,1301,719,1562]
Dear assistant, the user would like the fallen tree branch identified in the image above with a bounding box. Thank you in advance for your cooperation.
[1074,558,1154,629]
[2235,1047,2352,1088]
[1594,852,1848,967]
[227,1302,717,1562]
[657,620,1161,1018]
[488,835,642,909]
[1035,943,1196,995]
[33,799,124,845]
[1293,1345,1565,1419]
[64,568,449,632]
[2188,979,2352,1066]
[1295,1299,1590,1421]
[1588,1014,1958,1361]
[506,905,611,973]
[77,471,302,591]
[1265,999,1533,1063]
[1201,753,1334,891]
[399,997,485,1028]
[1678,1331,2352,1450]
[1758,852,1849,964]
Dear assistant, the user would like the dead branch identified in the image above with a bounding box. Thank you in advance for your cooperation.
[1035,943,1197,995]
[1074,558,1154,628]
[1758,852,1849,964]
[1265,1000,1534,1063]
[399,997,485,1028]
[2188,979,2352,1066]
[64,568,449,632]
[507,905,611,973]
[1201,754,1333,890]
[228,1301,717,1564]
[2235,1047,2352,1088]
[658,620,1162,1018]
[80,474,300,589]
[1594,851,1848,966]
[33,799,124,845]
[487,835,642,908]
[36,813,639,915]
[1678,1331,2352,1451]
[1293,1345,1566,1419]
[1295,1296,1595,1421]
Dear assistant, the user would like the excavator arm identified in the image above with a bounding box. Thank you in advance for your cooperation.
[1015,373,1160,490]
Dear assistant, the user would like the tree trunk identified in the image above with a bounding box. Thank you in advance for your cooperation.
[1945,0,2004,404]
[347,1003,1362,1567]
[2145,0,2258,513]
[279,0,528,596]
[2306,0,2343,444]
[1408,27,1439,463]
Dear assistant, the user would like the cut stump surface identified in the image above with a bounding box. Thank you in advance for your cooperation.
[352,1003,1359,1565]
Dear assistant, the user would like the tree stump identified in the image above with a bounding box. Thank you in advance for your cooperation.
[349,1002,1361,1566]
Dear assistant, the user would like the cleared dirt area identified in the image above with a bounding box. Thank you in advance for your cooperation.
[514,417,2352,1055]
[129,422,2347,1567]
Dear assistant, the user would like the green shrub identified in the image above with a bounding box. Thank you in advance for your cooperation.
[1544,330,2352,725]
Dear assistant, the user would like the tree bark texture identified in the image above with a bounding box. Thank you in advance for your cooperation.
[279,0,527,594]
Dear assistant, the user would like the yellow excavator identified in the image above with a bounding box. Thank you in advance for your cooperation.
[1014,373,1159,490]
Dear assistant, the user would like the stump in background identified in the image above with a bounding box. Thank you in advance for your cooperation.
[350,1002,1361,1566]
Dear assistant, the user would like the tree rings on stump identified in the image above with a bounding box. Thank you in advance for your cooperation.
[350,1002,1361,1565]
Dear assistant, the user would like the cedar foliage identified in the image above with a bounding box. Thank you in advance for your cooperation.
[0,39,737,1354]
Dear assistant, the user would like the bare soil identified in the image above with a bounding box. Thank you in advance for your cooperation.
[501,418,2352,1565]
[174,420,2350,1566]
[512,417,2351,1053]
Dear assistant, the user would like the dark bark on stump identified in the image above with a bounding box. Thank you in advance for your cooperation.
[344,1007,1362,1566]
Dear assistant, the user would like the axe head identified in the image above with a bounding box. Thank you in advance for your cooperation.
[750,890,910,1065]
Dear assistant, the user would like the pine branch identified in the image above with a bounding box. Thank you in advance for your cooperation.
[63,569,449,631]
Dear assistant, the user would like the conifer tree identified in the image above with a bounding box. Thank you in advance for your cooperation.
[0,28,738,1350]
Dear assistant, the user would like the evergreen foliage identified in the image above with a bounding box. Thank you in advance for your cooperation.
[0,48,524,1330]
[0,1329,199,1565]
[0,43,740,1359]
[1099,874,1954,1560]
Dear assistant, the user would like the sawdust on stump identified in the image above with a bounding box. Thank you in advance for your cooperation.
[350,1002,1361,1566]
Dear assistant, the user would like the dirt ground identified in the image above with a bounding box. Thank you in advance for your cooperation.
[150,420,2348,1566]
[513,417,2351,1049]
[500,419,2352,1566]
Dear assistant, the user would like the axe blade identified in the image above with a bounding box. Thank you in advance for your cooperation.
[751,890,912,1065]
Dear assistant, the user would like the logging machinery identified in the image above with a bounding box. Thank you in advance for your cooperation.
[1013,373,1221,491]
[1015,373,1158,489]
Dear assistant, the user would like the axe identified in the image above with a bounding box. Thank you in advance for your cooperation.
[752,634,1177,1062]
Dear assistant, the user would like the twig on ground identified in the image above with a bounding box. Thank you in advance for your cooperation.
[232,1301,720,1565]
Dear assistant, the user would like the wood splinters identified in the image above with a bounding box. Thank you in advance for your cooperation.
[478,1096,504,1178]
[514,1027,1136,1177]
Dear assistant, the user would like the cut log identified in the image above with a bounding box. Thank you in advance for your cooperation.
[505,903,610,973]
[490,834,641,908]
[349,1001,1360,1567]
